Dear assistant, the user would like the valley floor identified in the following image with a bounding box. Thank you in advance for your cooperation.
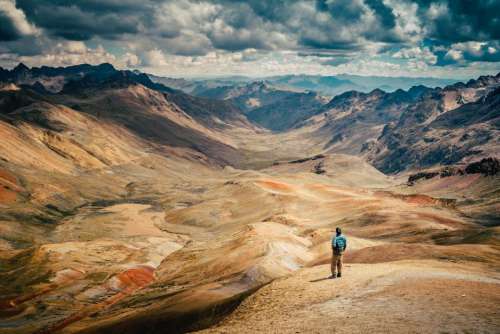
[1,154,499,334]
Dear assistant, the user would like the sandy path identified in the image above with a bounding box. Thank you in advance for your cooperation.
[197,260,500,334]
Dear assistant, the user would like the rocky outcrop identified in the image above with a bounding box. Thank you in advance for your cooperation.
[407,157,499,185]
[465,157,500,176]
[407,172,440,185]
[289,154,325,164]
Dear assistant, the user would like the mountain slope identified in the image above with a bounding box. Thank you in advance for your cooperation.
[285,72,500,173]
[366,75,500,173]
[296,86,429,155]
[264,74,361,96]
[196,81,327,131]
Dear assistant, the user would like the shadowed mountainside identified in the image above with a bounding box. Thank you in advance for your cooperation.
[195,81,328,131]
[284,72,500,173]
[367,76,500,173]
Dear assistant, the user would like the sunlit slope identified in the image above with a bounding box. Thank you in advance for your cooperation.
[4,156,491,334]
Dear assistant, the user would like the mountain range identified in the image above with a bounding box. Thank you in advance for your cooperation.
[1,62,498,171]
[149,72,458,97]
[0,63,499,334]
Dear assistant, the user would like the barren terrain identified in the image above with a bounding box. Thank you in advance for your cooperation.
[0,67,499,334]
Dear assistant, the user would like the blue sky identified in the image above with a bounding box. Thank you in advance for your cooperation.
[1,0,499,79]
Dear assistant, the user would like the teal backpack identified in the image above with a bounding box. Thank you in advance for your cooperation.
[333,235,346,253]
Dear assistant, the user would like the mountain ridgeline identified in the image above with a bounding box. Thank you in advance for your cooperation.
[0,62,499,174]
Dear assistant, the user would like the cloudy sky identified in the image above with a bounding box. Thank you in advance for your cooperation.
[1,0,499,78]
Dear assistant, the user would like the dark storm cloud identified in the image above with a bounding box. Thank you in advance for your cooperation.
[218,0,297,22]
[299,37,361,51]
[214,0,401,51]
[16,0,149,40]
[364,0,396,29]
[0,11,22,41]
[0,0,35,41]
[205,2,278,51]
[315,0,364,23]
[3,0,500,71]
[414,0,500,42]
[434,41,500,67]
[12,0,405,52]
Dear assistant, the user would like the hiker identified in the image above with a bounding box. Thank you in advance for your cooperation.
[331,227,347,278]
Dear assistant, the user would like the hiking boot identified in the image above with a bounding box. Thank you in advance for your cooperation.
[329,274,336,279]
[337,273,342,278]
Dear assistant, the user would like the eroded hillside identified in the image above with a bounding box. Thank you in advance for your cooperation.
[0,64,499,334]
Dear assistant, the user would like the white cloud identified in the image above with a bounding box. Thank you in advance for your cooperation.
[15,43,117,67]
[122,52,140,67]
[393,46,437,65]
[445,49,463,62]
[58,41,87,54]
[143,49,168,67]
[0,0,38,37]
[426,2,448,20]
[1,0,498,79]
[443,41,500,64]
[388,0,422,42]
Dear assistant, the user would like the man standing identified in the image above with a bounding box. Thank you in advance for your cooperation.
[331,227,347,278]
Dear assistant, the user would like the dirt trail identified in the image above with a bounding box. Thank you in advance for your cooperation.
[197,260,500,334]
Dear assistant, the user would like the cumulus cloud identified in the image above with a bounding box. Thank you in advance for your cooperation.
[16,0,147,40]
[122,52,140,67]
[0,0,499,77]
[414,0,500,43]
[0,0,37,41]
[143,49,168,67]
[438,41,500,66]
[11,0,412,54]
[18,43,118,67]
[393,46,437,65]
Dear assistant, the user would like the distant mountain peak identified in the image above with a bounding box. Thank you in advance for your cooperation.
[13,62,29,72]
[96,63,116,71]
[369,88,386,95]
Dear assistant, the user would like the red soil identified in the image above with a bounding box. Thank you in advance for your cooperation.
[36,265,155,334]
[0,168,17,184]
[116,265,155,288]
[256,180,293,192]
[0,168,20,204]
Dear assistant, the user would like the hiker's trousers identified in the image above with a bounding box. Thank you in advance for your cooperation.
[331,252,343,275]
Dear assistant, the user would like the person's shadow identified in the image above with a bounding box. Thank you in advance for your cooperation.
[309,276,332,282]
